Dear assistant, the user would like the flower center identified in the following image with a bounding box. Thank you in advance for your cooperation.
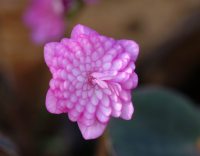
[87,72,108,89]
[87,71,121,96]
[87,74,95,85]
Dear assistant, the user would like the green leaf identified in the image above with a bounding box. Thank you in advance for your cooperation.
[109,87,200,156]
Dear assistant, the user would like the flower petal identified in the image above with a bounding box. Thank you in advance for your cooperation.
[71,24,98,39]
[120,102,134,120]
[44,42,59,67]
[122,72,138,90]
[118,40,139,61]
[78,120,106,140]
[45,89,63,114]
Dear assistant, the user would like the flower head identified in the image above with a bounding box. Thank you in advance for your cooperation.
[44,24,139,139]
[24,0,66,44]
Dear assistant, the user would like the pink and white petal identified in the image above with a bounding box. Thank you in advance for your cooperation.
[44,42,59,67]
[71,24,98,39]
[80,117,95,126]
[96,111,110,124]
[98,104,112,116]
[122,72,138,90]
[101,94,110,107]
[68,109,80,122]
[123,62,135,74]
[117,53,131,70]
[45,89,63,114]
[119,89,132,102]
[120,102,134,120]
[96,109,110,123]
[111,102,122,118]
[118,40,139,62]
[78,120,107,140]
[111,111,121,118]
[114,72,129,82]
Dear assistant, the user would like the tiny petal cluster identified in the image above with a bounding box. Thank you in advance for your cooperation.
[24,0,66,44]
[44,24,139,139]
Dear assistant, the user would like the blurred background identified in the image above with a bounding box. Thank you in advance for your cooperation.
[0,0,200,155]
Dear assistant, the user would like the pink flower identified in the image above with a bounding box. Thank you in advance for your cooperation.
[44,24,139,139]
[24,0,66,44]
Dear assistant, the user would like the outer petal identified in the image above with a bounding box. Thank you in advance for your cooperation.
[78,120,107,140]
[46,89,63,114]
[120,102,134,120]
[44,42,59,67]
[71,24,98,39]
[118,40,139,62]
[122,72,138,90]
[119,89,132,102]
